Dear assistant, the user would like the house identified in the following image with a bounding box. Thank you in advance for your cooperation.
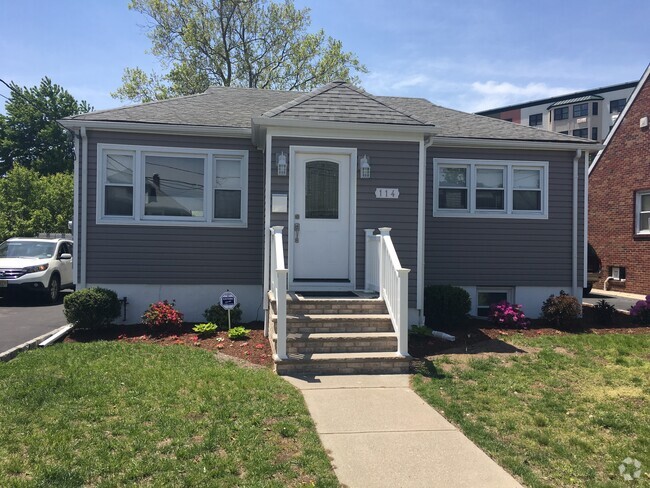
[60,81,598,373]
[588,64,650,295]
[476,81,637,142]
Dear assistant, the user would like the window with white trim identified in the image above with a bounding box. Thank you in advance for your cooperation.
[476,288,513,317]
[433,159,548,218]
[98,144,248,227]
[636,190,650,235]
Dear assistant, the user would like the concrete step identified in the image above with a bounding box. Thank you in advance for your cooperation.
[274,351,411,375]
[280,332,398,354]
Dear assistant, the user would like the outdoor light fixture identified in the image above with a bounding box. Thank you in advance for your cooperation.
[277,152,288,176]
[359,154,371,179]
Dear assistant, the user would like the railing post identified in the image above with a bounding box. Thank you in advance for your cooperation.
[364,229,375,292]
[397,268,410,357]
[378,227,391,299]
[275,269,288,359]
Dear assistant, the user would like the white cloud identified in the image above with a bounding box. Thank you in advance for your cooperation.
[467,81,577,112]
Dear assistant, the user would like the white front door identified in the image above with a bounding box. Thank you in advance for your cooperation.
[290,148,354,288]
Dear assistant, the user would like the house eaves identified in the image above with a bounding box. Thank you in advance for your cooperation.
[427,135,602,152]
[58,119,251,138]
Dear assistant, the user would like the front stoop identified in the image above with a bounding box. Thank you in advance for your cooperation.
[268,293,410,375]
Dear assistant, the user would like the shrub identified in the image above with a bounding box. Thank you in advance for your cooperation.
[541,290,581,327]
[228,326,250,340]
[409,325,432,337]
[192,322,218,337]
[593,299,616,325]
[63,287,121,329]
[424,285,471,328]
[203,303,242,328]
[142,300,184,330]
[630,295,650,325]
[489,301,530,328]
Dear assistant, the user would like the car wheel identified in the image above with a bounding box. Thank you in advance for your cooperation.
[46,275,60,304]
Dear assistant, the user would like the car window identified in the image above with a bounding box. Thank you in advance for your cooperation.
[0,241,56,259]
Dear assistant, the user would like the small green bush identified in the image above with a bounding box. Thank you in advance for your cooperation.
[192,322,218,337]
[409,325,432,337]
[203,303,242,328]
[63,287,121,329]
[593,299,616,325]
[541,290,581,327]
[228,326,250,340]
[424,285,471,328]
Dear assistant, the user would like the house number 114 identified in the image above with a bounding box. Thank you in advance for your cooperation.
[375,188,400,199]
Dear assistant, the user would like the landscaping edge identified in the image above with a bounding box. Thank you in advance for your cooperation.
[0,324,73,362]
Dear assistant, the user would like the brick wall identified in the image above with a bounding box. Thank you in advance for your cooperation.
[589,74,650,295]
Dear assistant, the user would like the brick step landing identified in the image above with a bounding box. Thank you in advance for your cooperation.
[274,351,410,375]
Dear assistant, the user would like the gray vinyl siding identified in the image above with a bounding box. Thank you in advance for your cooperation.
[271,138,420,306]
[425,147,585,287]
[84,131,264,284]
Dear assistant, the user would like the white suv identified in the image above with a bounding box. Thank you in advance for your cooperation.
[0,238,74,303]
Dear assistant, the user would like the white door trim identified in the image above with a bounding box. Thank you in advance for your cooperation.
[288,145,357,290]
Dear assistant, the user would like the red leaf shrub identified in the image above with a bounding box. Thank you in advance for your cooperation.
[142,300,184,330]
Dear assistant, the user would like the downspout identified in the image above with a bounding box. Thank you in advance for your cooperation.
[80,127,88,289]
[583,151,589,293]
[263,132,272,337]
[72,131,80,286]
[572,149,581,298]
[417,136,435,325]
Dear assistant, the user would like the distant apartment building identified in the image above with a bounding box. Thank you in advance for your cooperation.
[476,81,637,142]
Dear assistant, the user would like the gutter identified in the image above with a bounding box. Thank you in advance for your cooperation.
[59,119,251,138]
[428,136,602,152]
[583,151,590,291]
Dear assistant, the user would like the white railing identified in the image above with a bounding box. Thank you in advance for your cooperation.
[376,227,410,357]
[270,226,288,359]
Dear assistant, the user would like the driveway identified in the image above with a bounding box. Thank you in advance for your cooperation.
[583,290,643,313]
[0,293,70,354]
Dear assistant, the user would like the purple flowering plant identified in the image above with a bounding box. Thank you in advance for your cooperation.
[489,300,530,329]
[630,295,650,325]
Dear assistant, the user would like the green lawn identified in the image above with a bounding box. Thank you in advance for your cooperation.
[0,342,338,487]
[412,333,650,488]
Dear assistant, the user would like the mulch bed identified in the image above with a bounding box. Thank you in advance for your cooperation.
[65,308,649,368]
[65,321,275,367]
[409,307,650,358]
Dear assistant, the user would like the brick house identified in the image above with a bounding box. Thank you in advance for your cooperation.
[589,64,650,295]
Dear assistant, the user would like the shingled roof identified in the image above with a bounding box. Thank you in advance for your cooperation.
[65,82,596,144]
[261,81,428,126]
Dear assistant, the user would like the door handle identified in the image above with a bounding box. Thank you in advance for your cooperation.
[294,222,300,243]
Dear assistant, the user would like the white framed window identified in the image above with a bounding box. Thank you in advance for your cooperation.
[433,158,548,219]
[97,144,248,227]
[636,190,650,235]
[476,287,513,317]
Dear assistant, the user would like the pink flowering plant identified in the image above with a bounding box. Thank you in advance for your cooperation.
[142,300,184,330]
[489,301,530,329]
[630,295,650,325]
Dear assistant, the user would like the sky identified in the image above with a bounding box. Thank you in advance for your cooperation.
[0,0,648,114]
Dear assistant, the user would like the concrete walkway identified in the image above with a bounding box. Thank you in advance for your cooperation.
[284,374,522,488]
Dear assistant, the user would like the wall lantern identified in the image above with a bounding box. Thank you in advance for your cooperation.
[276,152,288,176]
[359,154,371,179]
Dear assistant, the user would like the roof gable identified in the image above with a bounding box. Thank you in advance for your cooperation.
[261,81,429,126]
[589,63,650,174]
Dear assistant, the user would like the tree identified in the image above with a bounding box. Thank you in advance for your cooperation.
[0,77,92,176]
[112,0,366,103]
[0,165,73,241]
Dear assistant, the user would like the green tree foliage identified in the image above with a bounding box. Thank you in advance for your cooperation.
[113,0,366,102]
[0,77,91,175]
[0,165,73,241]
